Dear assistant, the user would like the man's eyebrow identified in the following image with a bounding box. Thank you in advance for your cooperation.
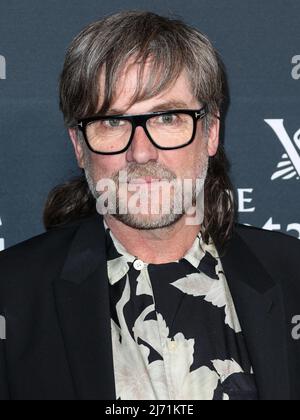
[106,100,193,115]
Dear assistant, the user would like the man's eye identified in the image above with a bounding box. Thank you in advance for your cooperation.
[104,119,125,128]
[158,114,177,124]
[151,114,183,126]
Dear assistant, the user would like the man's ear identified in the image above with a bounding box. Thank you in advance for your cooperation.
[207,116,220,157]
[68,128,85,168]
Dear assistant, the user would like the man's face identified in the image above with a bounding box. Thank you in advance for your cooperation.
[69,63,219,230]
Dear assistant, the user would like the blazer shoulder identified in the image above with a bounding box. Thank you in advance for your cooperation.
[0,216,98,308]
[0,217,84,274]
[234,223,300,283]
[235,223,300,250]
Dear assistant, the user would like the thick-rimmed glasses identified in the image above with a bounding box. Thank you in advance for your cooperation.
[77,105,208,155]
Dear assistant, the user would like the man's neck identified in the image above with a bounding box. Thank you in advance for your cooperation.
[104,215,201,264]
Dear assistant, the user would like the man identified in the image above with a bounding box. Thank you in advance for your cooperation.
[0,10,300,401]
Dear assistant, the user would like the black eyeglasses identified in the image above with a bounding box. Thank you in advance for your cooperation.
[77,105,208,155]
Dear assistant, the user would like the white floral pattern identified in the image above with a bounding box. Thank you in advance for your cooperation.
[171,271,242,333]
[104,220,256,400]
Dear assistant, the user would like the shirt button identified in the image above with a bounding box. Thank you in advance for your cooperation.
[133,259,145,271]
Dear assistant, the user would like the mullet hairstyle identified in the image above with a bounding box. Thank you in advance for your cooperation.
[44,10,236,252]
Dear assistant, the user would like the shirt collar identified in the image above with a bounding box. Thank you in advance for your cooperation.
[103,219,219,285]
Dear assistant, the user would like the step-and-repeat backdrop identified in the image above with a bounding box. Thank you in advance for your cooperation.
[0,0,299,249]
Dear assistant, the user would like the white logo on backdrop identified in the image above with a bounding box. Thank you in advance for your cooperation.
[238,189,300,239]
[292,55,300,80]
[262,218,300,238]
[265,119,300,181]
[0,55,6,80]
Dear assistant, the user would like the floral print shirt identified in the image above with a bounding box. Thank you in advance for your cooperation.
[104,220,258,400]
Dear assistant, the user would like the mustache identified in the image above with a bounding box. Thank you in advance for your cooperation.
[112,162,177,183]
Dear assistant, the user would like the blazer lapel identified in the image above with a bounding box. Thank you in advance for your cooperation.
[54,214,116,400]
[218,228,291,400]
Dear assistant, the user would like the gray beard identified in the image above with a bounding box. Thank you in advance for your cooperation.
[83,154,208,231]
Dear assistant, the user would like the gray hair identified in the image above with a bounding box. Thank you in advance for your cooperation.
[59,10,224,128]
[47,11,235,252]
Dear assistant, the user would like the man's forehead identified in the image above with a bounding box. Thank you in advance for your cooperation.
[106,100,198,116]
[97,65,196,115]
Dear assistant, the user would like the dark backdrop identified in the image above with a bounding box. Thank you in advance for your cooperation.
[0,0,299,250]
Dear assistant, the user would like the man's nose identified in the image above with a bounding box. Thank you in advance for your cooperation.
[126,125,159,164]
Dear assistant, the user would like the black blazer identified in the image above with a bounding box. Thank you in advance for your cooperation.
[0,213,300,400]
